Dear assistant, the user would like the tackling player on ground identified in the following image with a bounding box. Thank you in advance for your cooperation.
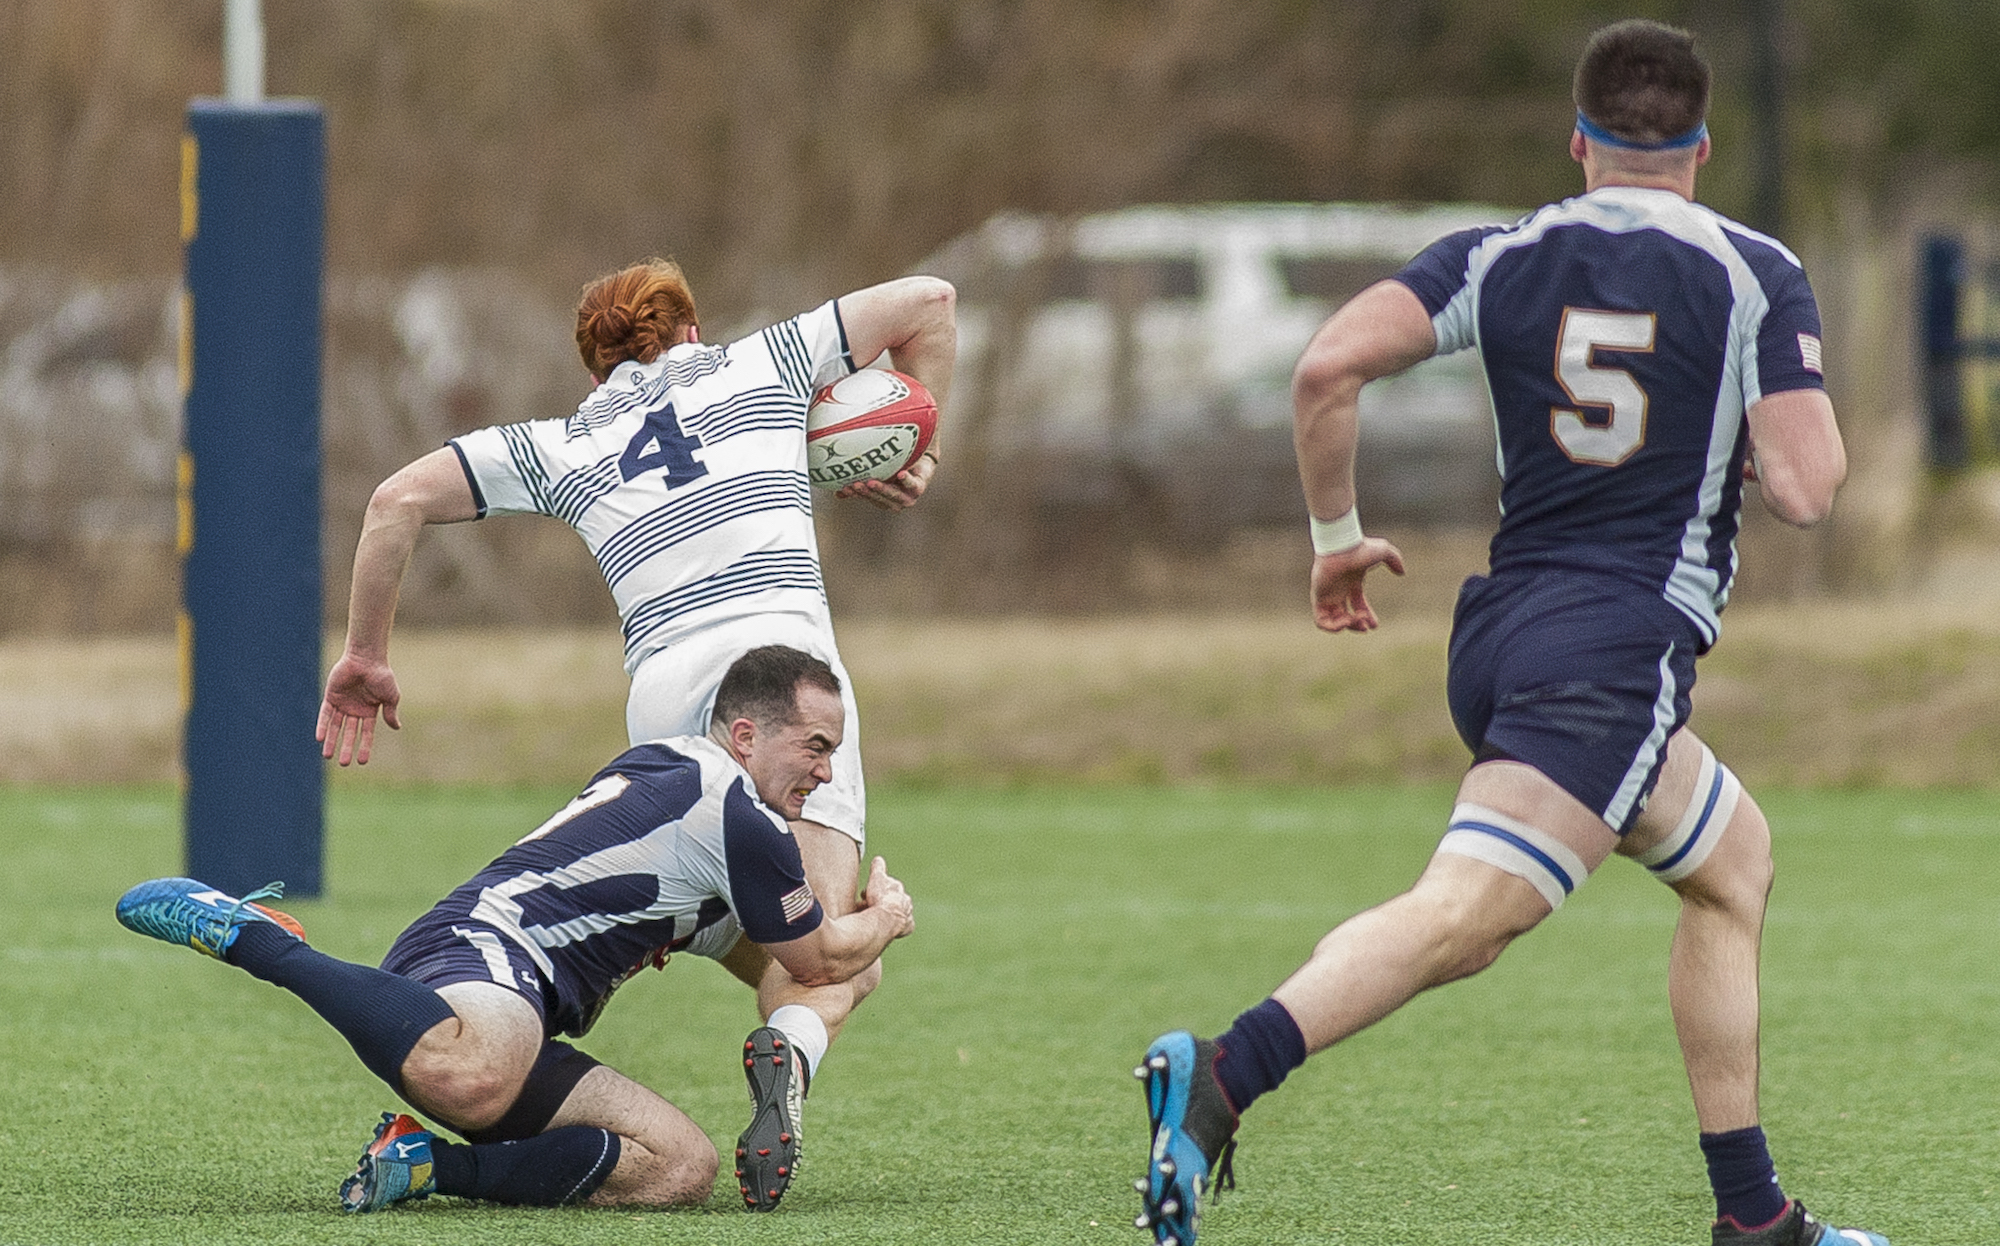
[1134,20,1886,1246]
[314,261,954,1207]
[120,646,914,1213]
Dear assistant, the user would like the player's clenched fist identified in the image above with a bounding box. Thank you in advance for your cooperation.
[863,856,915,938]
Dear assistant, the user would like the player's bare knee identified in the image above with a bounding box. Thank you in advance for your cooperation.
[1402,880,1532,982]
[1436,904,1529,979]
[609,1136,717,1208]
[1669,783,1773,917]
[404,1058,523,1130]
[1443,936,1511,982]
[1684,845,1773,918]
[658,1138,719,1205]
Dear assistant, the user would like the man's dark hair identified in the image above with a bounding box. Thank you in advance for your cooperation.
[1573,19,1710,145]
[711,645,842,732]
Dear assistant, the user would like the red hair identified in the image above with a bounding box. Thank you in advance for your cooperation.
[575,258,698,379]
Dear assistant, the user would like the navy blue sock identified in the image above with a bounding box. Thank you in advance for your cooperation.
[1211,997,1307,1115]
[1700,1126,1787,1228]
[431,1127,620,1206]
[226,922,458,1091]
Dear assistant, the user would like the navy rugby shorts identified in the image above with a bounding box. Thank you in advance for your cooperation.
[1446,568,1701,834]
[380,909,610,1144]
[380,907,555,1029]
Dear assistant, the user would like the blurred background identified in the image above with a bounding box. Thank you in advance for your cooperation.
[8,0,2000,784]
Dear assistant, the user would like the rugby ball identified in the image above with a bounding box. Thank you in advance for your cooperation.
[804,369,937,490]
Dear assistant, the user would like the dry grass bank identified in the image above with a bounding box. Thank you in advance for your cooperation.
[6,600,2000,789]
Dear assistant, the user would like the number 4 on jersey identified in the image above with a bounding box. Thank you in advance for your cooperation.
[1551,308,1655,466]
[620,401,710,486]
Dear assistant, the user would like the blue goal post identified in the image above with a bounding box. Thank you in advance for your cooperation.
[181,99,326,897]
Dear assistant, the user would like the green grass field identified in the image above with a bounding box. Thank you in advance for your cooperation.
[0,781,1993,1245]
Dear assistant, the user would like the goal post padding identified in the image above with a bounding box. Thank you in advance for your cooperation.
[181,99,326,897]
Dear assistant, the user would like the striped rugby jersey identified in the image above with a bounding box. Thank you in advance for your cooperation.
[1394,186,1825,648]
[451,301,856,672]
[438,735,825,1038]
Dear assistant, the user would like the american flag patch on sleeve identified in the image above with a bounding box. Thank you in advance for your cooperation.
[1798,332,1824,375]
[780,882,816,923]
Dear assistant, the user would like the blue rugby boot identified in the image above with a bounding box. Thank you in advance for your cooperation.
[115,877,305,959]
[1713,1200,1890,1246]
[340,1112,438,1213]
[1133,1031,1237,1246]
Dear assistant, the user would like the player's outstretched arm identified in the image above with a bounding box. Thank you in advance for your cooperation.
[318,448,479,766]
[833,276,956,512]
[1744,388,1845,527]
[761,857,914,989]
[1291,280,1436,633]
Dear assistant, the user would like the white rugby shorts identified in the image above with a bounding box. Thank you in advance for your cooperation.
[626,614,865,846]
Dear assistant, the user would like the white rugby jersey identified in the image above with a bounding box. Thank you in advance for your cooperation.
[1394,186,1825,648]
[451,302,857,672]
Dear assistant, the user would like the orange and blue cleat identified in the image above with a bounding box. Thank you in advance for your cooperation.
[114,877,304,959]
[339,1112,437,1214]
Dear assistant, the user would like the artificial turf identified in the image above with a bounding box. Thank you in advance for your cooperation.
[0,781,1991,1244]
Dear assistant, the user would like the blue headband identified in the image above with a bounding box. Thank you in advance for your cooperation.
[1575,111,1707,151]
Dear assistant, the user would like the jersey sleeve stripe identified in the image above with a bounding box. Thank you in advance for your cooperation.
[830,299,856,373]
[594,470,811,589]
[498,424,556,515]
[761,321,813,396]
[447,439,489,519]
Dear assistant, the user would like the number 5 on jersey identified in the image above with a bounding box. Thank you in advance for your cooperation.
[1551,308,1655,466]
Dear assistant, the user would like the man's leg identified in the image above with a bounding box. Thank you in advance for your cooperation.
[113,882,633,1213]
[729,819,878,1210]
[541,1063,718,1207]
[1618,731,1888,1245]
[392,1013,719,1210]
[1135,761,1617,1246]
[115,879,460,1089]
[345,984,646,1213]
[1619,731,1769,1135]
[397,982,546,1127]
[1270,761,1617,1053]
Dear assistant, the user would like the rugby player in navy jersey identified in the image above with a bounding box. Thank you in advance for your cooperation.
[118,646,913,1213]
[1134,21,1885,1246]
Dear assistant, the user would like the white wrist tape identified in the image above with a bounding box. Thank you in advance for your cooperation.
[1309,507,1364,556]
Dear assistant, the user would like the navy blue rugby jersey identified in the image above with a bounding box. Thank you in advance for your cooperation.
[1394,186,1825,647]
[435,736,824,1036]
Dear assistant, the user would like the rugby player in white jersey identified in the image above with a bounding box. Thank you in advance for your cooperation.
[314,262,953,1207]
[1133,21,1887,1246]
[122,645,914,1213]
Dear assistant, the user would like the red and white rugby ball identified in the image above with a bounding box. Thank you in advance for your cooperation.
[805,369,937,490]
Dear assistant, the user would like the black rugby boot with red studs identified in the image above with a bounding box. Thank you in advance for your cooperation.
[735,1025,809,1211]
